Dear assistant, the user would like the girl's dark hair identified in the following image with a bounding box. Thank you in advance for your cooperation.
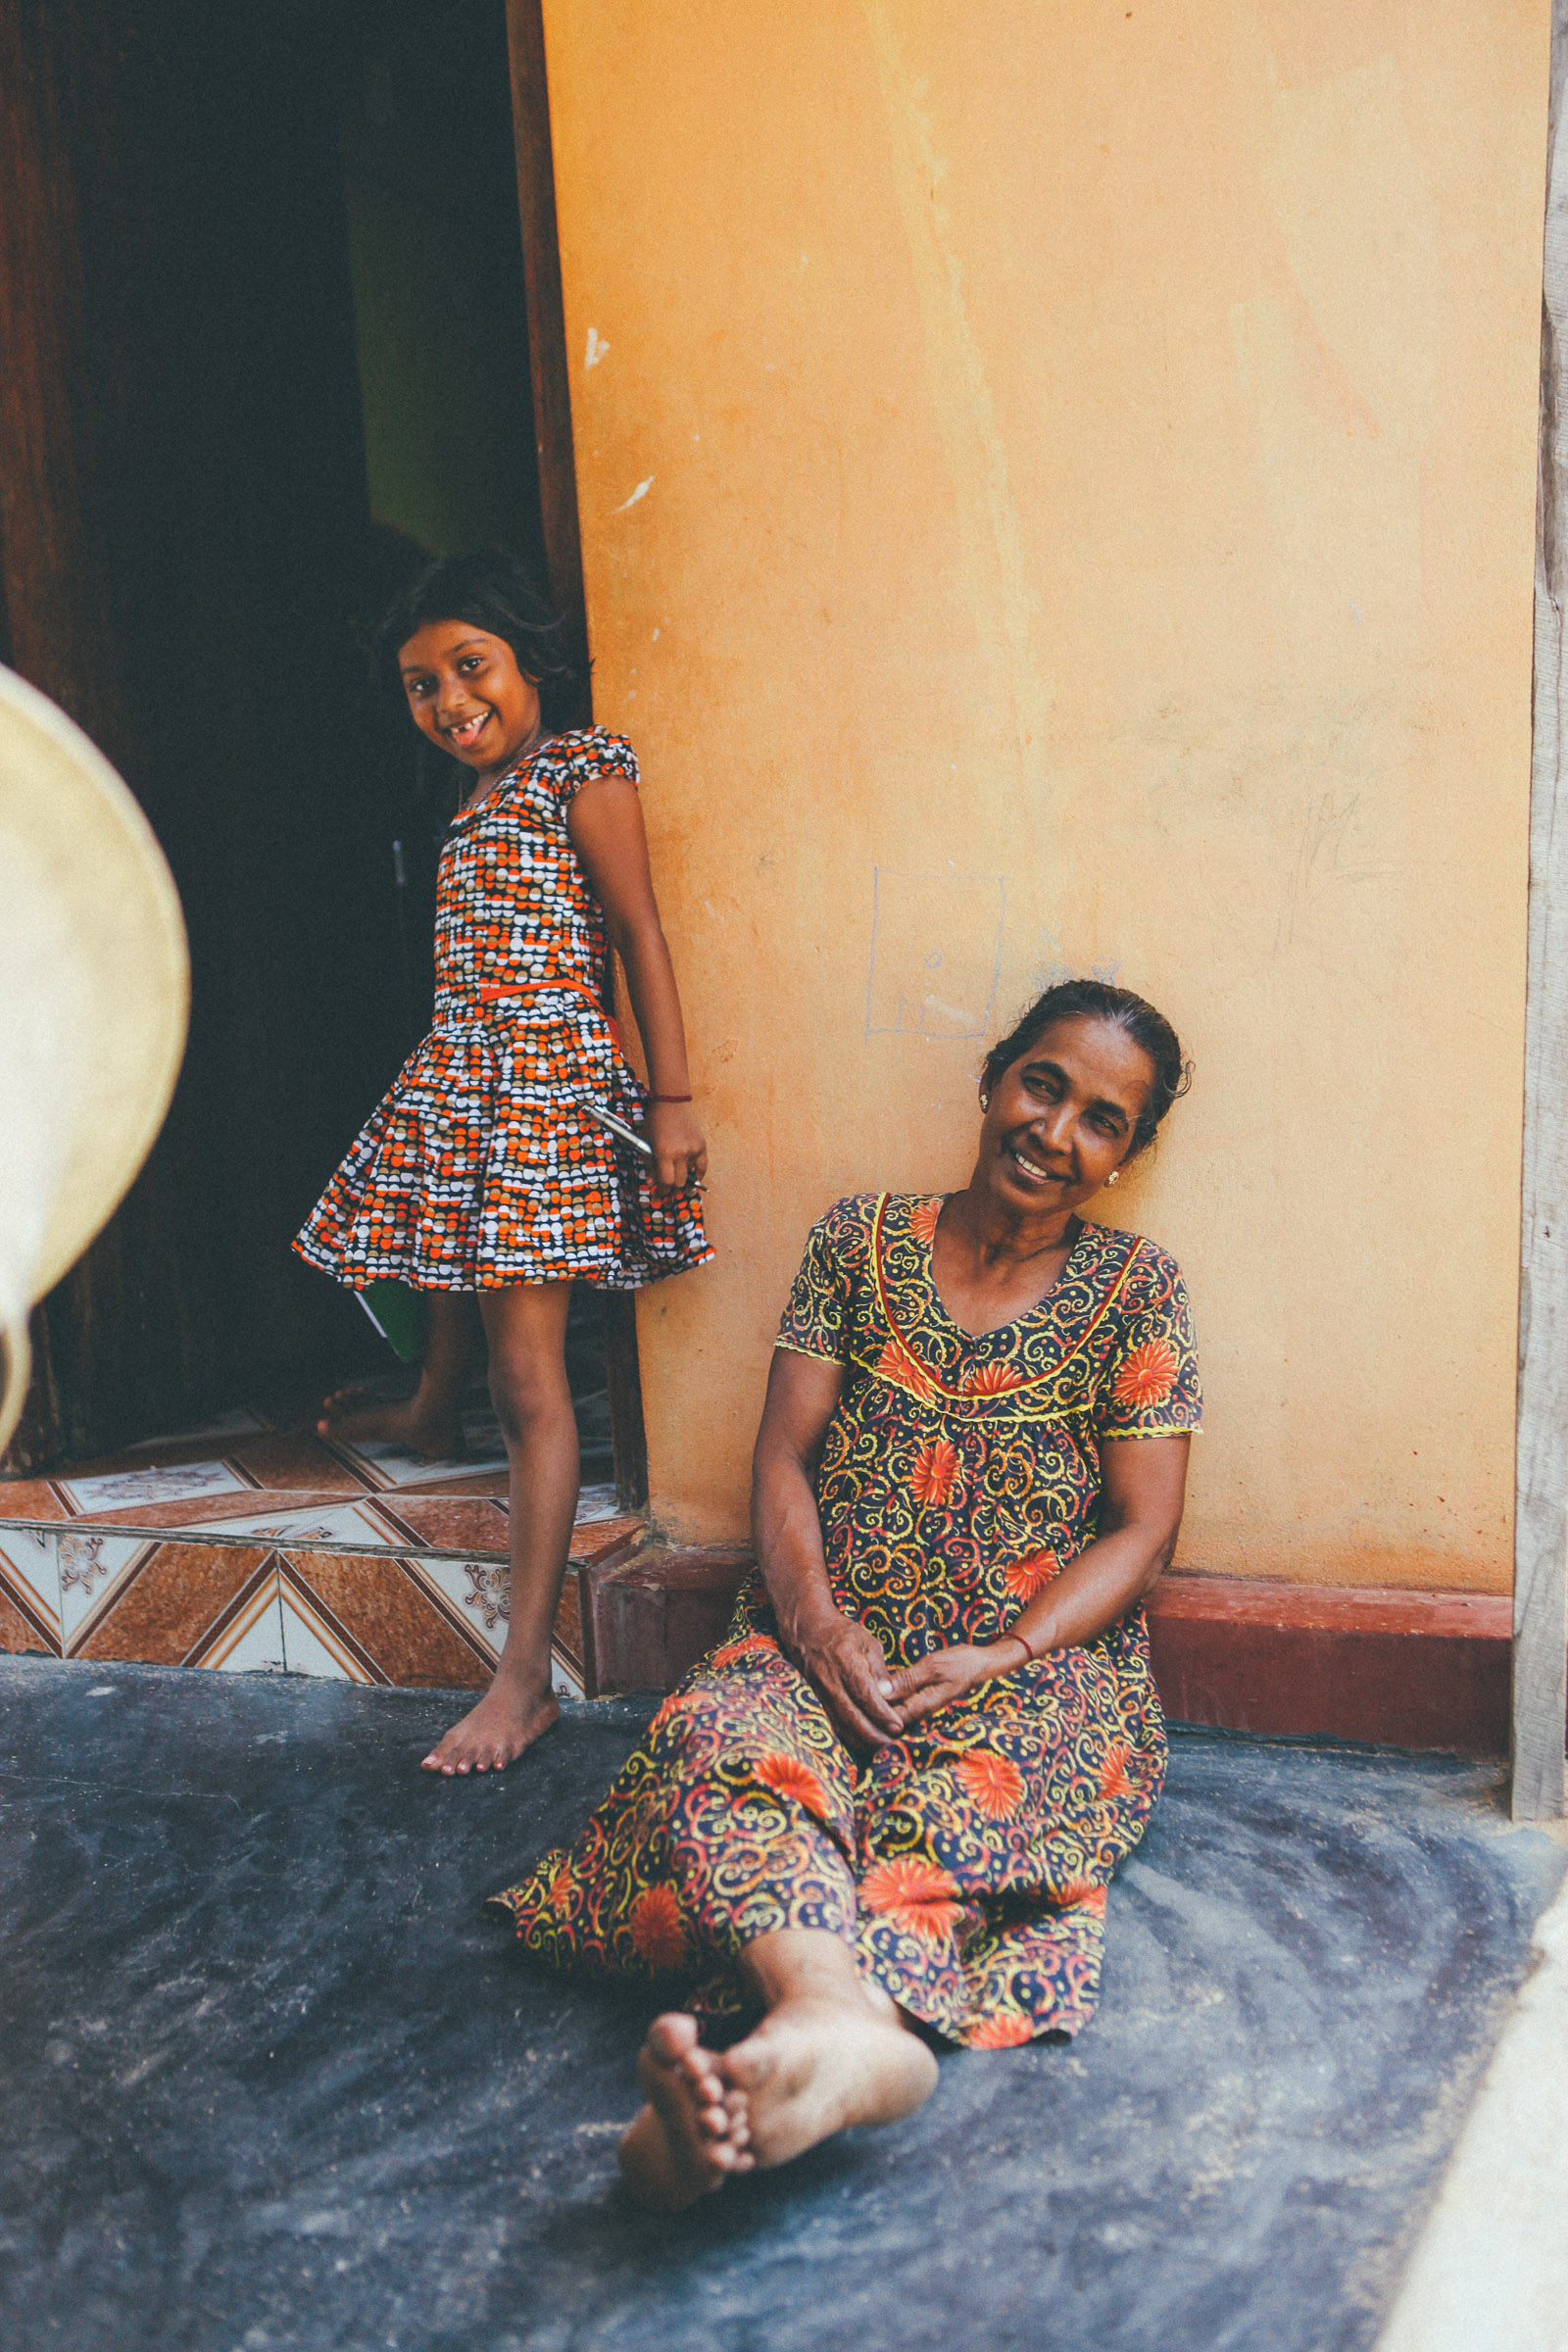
[982,979,1192,1154]
[376,547,587,725]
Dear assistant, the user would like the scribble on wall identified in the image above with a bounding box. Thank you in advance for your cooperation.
[864,867,1005,1041]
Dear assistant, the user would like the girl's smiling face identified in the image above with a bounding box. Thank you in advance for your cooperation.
[398,619,542,780]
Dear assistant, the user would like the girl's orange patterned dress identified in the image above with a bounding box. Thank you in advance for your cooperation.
[489,1192,1200,2043]
[295,728,710,1291]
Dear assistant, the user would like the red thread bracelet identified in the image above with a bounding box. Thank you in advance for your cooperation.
[650,1093,693,1103]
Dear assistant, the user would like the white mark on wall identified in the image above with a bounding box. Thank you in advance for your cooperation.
[614,477,654,513]
[585,327,610,369]
[865,867,1005,1041]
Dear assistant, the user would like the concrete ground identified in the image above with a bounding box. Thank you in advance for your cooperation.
[0,1657,1561,2352]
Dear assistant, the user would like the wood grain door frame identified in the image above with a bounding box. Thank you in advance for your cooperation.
[1515,0,1568,1821]
[505,0,650,1513]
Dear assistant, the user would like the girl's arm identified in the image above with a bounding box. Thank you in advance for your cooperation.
[567,774,708,1191]
[751,1348,906,1750]
[889,1433,1192,1727]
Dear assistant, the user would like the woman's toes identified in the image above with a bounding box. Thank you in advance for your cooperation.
[645,2013,701,2069]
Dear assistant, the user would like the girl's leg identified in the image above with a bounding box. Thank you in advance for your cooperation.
[619,1930,937,2210]
[318,1292,478,1459]
[421,1280,576,1775]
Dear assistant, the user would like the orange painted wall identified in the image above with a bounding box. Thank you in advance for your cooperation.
[542,0,1548,1592]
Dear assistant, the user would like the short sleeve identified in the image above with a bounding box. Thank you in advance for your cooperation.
[1095,1243,1202,1437]
[553,727,639,809]
[775,1207,855,1364]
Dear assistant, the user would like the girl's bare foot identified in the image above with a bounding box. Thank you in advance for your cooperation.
[421,1680,560,1774]
[618,2015,754,2210]
[318,1385,464,1461]
[718,1984,937,2171]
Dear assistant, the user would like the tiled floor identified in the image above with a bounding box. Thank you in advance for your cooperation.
[0,1407,643,1698]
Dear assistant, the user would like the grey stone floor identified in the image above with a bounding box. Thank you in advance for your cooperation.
[0,1656,1561,2352]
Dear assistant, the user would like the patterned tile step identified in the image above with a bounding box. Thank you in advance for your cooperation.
[0,1404,640,1698]
[0,1515,644,1698]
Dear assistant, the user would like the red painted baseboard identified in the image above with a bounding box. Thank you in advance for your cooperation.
[591,1546,753,1696]
[591,1549,1534,1759]
[1147,1575,1515,1758]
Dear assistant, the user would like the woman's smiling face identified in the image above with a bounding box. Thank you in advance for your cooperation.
[976,1014,1155,1219]
[398,620,541,777]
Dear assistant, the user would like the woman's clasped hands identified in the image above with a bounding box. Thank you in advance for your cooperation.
[784,1607,1024,1749]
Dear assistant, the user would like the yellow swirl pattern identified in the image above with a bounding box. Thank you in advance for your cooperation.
[489,1194,1201,2043]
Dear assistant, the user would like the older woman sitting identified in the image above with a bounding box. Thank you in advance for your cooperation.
[488,979,1200,2208]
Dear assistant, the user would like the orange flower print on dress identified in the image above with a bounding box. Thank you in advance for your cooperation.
[490,1194,1201,2049]
[294,728,710,1293]
[956,1751,1026,1820]
[710,1634,777,1671]
[1002,1548,1059,1601]
[859,1856,964,1941]
[876,1336,941,1406]
[756,1750,831,1819]
[547,1861,576,1918]
[909,1438,962,1508]
[907,1197,943,1247]
[961,1361,1025,1396]
[1111,1338,1180,1410]
[629,1885,688,1970]
[967,2009,1035,2048]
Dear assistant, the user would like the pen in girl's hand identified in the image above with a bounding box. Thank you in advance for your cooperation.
[578,1098,707,1193]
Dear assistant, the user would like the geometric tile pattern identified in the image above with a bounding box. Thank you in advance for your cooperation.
[0,1413,643,1700]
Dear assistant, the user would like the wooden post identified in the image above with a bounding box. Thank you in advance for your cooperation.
[1515,0,1568,1822]
[505,0,588,662]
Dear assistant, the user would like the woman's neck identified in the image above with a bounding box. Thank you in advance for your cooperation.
[942,1188,1080,1268]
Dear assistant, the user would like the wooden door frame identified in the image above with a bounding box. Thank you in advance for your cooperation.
[1514,0,1568,1821]
[505,0,650,1513]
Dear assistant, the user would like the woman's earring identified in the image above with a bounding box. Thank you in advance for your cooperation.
[979,1093,990,1111]
[1106,1168,1120,1186]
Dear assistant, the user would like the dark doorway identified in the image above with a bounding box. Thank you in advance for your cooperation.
[0,0,641,1499]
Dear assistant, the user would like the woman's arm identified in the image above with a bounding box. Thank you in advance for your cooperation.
[567,774,707,1191]
[891,1433,1192,1729]
[751,1348,906,1751]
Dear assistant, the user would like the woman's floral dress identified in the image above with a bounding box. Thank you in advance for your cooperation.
[296,727,710,1291]
[489,1193,1201,2042]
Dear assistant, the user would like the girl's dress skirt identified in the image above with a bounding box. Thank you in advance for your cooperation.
[295,985,710,1291]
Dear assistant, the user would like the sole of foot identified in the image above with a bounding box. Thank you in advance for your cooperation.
[421,1685,560,1775]
[618,2014,754,2210]
[317,1386,464,1460]
[720,1993,938,2171]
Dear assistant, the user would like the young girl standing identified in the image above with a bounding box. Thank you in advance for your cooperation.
[296,551,710,1775]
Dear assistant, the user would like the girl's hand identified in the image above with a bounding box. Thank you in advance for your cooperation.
[784,1607,904,1752]
[888,1642,1017,1730]
[646,1100,707,1192]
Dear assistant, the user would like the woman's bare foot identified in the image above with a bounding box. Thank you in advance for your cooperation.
[618,2015,754,2210]
[718,1984,937,2172]
[318,1385,464,1461]
[421,1679,560,1774]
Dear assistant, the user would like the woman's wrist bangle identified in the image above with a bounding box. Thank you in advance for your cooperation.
[1002,1631,1034,1672]
[650,1093,693,1103]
